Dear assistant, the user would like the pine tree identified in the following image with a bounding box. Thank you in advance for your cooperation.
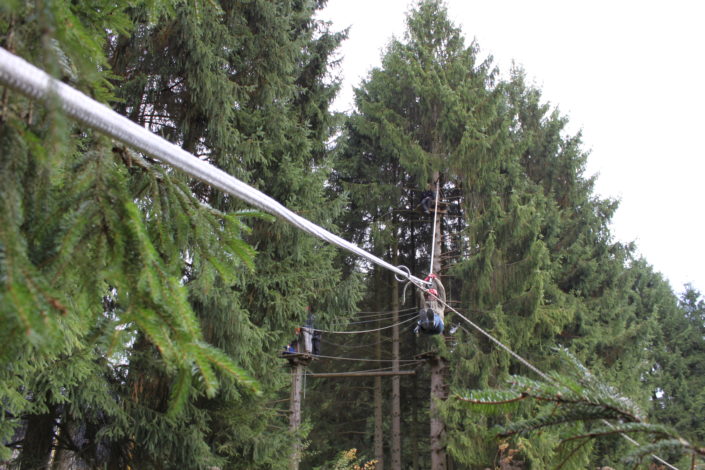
[329,2,515,467]
[1,0,359,467]
[326,3,680,468]
[1,2,259,467]
[648,285,705,446]
[451,349,705,469]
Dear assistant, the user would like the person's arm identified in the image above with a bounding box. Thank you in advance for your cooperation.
[434,277,446,305]
[417,286,426,308]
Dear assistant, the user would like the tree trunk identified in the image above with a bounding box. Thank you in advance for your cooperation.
[374,287,385,469]
[374,367,385,469]
[20,401,55,470]
[430,355,448,470]
[391,254,402,470]
[51,419,74,470]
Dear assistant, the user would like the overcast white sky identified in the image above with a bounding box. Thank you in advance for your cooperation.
[318,0,705,295]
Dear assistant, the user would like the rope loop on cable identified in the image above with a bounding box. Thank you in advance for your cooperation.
[394,265,411,282]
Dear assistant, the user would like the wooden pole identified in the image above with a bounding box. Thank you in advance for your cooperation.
[289,359,304,470]
[286,355,311,470]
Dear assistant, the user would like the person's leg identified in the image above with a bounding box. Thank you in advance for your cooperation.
[417,309,427,332]
[418,308,434,331]
[423,313,444,335]
[421,197,433,213]
[436,316,444,334]
[303,327,313,353]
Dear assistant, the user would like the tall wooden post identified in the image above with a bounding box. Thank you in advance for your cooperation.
[287,354,311,470]
[411,332,420,470]
[429,353,448,470]
[289,360,304,470]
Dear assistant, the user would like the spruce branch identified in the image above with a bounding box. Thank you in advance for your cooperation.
[452,349,705,468]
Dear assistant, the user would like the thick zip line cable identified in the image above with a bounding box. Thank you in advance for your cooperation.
[0,48,428,288]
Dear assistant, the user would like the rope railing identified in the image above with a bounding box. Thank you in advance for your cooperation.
[313,314,417,335]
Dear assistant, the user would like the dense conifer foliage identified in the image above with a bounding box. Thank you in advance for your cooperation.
[1,1,702,469]
[0,0,359,468]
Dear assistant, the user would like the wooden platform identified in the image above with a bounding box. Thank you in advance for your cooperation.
[415,351,440,361]
[280,352,315,366]
[415,203,448,215]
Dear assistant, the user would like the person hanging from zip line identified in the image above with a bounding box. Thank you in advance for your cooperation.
[414,273,445,335]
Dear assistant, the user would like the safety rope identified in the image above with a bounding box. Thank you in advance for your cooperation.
[347,310,416,325]
[318,365,409,373]
[428,178,440,276]
[0,48,427,288]
[321,337,392,349]
[306,365,420,375]
[354,307,418,317]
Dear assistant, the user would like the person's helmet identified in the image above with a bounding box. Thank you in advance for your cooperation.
[426,288,438,296]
